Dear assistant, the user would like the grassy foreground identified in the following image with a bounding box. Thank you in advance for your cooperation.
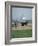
[11,29,32,38]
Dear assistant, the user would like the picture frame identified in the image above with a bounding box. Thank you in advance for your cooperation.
[5,1,37,44]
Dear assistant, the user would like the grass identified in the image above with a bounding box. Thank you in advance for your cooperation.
[11,29,32,38]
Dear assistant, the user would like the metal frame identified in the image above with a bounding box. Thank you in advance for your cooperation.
[5,1,37,44]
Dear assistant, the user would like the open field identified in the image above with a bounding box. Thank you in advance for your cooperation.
[11,25,32,38]
[11,29,32,38]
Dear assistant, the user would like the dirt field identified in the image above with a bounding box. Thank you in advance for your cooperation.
[12,25,32,30]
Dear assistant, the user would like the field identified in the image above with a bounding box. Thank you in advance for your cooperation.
[11,24,32,38]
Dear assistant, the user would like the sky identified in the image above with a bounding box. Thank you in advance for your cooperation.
[12,7,32,22]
